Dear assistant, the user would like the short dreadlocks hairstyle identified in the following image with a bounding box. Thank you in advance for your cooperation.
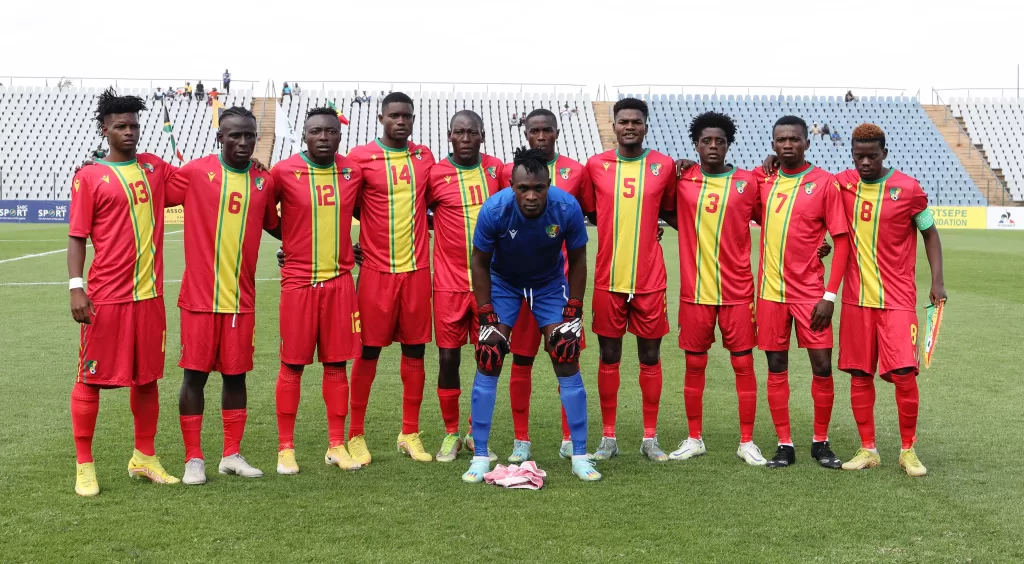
[305,106,341,122]
[852,123,886,149]
[218,106,255,124]
[94,87,147,135]
[689,111,736,145]
[613,97,649,121]
[511,148,550,181]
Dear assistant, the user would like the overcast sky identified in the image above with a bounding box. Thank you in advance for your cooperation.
[2,0,1020,100]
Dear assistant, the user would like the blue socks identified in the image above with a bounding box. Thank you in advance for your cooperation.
[558,371,589,455]
[470,371,498,457]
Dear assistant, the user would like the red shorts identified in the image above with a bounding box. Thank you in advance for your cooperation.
[280,273,361,365]
[591,289,670,340]
[509,301,588,357]
[357,268,432,347]
[677,302,756,353]
[756,299,833,351]
[77,298,166,388]
[434,291,477,349]
[839,304,919,376]
[179,309,256,375]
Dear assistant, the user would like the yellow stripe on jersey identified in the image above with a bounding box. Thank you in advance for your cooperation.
[851,170,891,308]
[306,161,341,285]
[109,161,158,301]
[694,170,733,305]
[610,152,646,294]
[759,171,802,302]
[456,163,488,290]
[213,163,251,312]
[382,148,417,273]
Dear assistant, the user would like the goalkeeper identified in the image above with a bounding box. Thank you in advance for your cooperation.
[463,148,600,484]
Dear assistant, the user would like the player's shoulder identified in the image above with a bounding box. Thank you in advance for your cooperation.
[808,164,837,180]
[480,188,516,216]
[334,153,361,179]
[732,166,757,185]
[558,153,586,170]
[888,168,920,186]
[834,168,859,185]
[136,153,168,172]
[548,186,582,210]
[346,142,375,162]
[646,149,675,166]
[480,153,504,172]
[586,149,616,167]
[408,141,436,163]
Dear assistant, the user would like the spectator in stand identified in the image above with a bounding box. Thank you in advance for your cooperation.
[845,89,857,103]
[207,88,219,106]
[831,129,842,145]
[195,80,205,101]
[821,122,831,141]
[293,83,302,97]
[185,82,193,102]
[282,82,292,102]
[223,69,231,94]
[810,122,822,138]
[509,112,518,127]
[92,143,107,159]
[154,87,165,100]
[351,89,362,106]
[559,103,571,119]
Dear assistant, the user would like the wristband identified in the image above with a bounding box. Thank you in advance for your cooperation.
[69,277,84,290]
[822,291,836,303]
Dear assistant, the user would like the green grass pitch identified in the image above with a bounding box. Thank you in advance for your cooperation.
[0,224,1022,562]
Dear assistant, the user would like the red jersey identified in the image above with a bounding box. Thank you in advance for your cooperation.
[68,154,174,305]
[166,154,278,313]
[583,149,676,295]
[754,164,847,304]
[500,153,591,200]
[428,154,504,292]
[272,152,363,291]
[676,165,760,305]
[835,168,929,311]
[347,140,435,274]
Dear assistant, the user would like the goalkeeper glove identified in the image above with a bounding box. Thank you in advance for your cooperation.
[475,304,508,372]
[549,298,583,363]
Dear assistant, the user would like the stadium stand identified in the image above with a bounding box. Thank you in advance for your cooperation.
[626,93,987,206]
[272,91,603,166]
[0,86,252,200]
[949,98,1024,202]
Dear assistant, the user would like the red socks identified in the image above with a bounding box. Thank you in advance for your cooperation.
[638,361,662,439]
[222,409,247,457]
[683,354,707,440]
[437,387,461,435]
[130,382,159,456]
[179,415,204,461]
[767,371,792,444]
[323,365,349,448]
[275,364,303,450]
[891,372,920,449]
[597,361,620,437]
[400,356,425,435]
[71,382,100,464]
[850,375,876,449]
[559,402,570,442]
[730,354,757,443]
[348,357,378,439]
[811,375,835,442]
[509,363,532,441]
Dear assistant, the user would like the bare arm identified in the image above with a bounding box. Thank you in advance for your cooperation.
[921,226,947,305]
[566,245,587,300]
[67,236,94,324]
[659,209,678,230]
[471,248,493,308]
[585,211,596,226]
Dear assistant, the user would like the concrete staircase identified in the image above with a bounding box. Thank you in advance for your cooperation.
[251,97,277,166]
[923,105,1015,205]
[592,101,616,151]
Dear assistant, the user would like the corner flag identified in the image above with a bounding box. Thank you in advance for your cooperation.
[162,104,185,162]
[327,101,350,126]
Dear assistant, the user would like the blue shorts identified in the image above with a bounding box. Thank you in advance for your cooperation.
[491,275,568,331]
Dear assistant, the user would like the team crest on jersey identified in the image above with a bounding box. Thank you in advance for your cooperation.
[74,179,81,193]
[546,224,560,238]
[414,149,423,160]
[890,187,902,201]
[487,166,497,179]
[341,168,352,181]
[208,172,217,182]
[101,175,109,184]
[804,182,816,195]
[603,162,610,171]
[735,180,747,194]
[142,163,154,173]
[293,170,303,180]
[85,360,98,375]
[559,168,571,180]
[650,163,662,176]
[255,177,265,191]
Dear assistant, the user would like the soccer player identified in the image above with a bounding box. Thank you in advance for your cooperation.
[663,112,766,465]
[427,110,504,462]
[346,92,436,464]
[67,88,180,496]
[753,115,850,469]
[582,97,676,461]
[499,108,592,462]
[270,107,364,474]
[464,148,600,483]
[835,123,946,477]
[167,107,280,485]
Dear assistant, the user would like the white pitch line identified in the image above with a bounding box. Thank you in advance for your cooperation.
[0,230,184,265]
[0,274,360,288]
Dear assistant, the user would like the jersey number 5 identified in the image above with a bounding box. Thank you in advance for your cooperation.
[622,178,636,198]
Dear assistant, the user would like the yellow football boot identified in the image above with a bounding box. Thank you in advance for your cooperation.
[347,435,372,467]
[325,445,363,471]
[75,462,99,497]
[899,448,928,477]
[277,448,299,475]
[397,432,433,462]
[128,450,180,484]
[841,448,881,471]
